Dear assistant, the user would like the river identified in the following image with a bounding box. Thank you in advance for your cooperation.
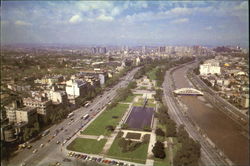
[172,64,249,166]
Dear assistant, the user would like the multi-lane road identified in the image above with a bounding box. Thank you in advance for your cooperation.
[163,62,233,166]
[7,67,139,166]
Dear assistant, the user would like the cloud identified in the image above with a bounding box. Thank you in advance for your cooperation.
[169,7,193,15]
[96,14,113,22]
[15,20,32,26]
[77,1,114,12]
[69,14,82,24]
[205,26,213,30]
[171,18,189,24]
[111,7,121,16]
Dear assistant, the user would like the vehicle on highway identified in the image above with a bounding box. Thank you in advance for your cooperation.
[42,129,50,137]
[20,162,27,166]
[40,144,44,148]
[27,145,32,149]
[62,140,67,145]
[84,102,90,107]
[19,143,27,149]
[32,149,38,153]
[90,109,93,111]
[56,141,60,144]
[97,158,102,162]
[83,114,89,120]
[60,127,64,131]
[67,112,74,118]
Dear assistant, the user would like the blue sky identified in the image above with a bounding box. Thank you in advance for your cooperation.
[1,1,249,47]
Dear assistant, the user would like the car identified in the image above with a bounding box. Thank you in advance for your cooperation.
[40,144,44,148]
[97,158,102,162]
[91,157,97,161]
[21,163,27,166]
[55,162,61,166]
[110,161,117,165]
[56,141,60,144]
[32,149,38,153]
[60,127,64,131]
[47,139,51,143]
[119,162,124,166]
[90,109,93,111]
[62,140,67,145]
[27,145,32,149]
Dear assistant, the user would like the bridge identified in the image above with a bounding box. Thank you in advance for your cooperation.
[173,88,204,96]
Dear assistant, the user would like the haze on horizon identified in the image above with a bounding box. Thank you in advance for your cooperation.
[1,1,249,48]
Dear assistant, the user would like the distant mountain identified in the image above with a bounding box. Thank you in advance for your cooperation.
[213,46,232,53]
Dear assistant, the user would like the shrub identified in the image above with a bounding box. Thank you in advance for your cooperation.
[126,132,141,139]
[117,131,124,138]
[155,128,165,137]
[106,125,115,131]
[152,141,166,159]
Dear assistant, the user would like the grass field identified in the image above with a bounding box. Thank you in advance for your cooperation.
[66,138,107,154]
[123,94,141,103]
[81,103,129,136]
[147,67,158,80]
[107,137,149,164]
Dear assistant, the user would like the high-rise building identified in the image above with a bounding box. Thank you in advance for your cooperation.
[158,46,166,53]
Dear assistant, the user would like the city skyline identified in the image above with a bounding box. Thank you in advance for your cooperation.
[1,1,249,48]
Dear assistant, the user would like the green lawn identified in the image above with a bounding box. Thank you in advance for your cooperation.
[107,137,149,164]
[66,138,107,154]
[123,94,141,103]
[81,103,129,136]
[147,67,158,80]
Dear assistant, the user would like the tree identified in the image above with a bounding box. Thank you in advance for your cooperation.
[177,125,189,143]
[154,89,163,102]
[166,119,177,137]
[105,125,115,131]
[155,128,165,137]
[152,141,166,159]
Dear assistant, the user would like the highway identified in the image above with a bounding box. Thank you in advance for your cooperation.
[162,63,233,166]
[7,67,139,166]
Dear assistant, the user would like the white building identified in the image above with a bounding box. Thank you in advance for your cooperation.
[46,86,68,104]
[136,57,142,66]
[199,60,221,75]
[240,94,249,108]
[65,79,87,98]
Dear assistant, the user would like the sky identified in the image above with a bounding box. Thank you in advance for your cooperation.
[1,1,249,47]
